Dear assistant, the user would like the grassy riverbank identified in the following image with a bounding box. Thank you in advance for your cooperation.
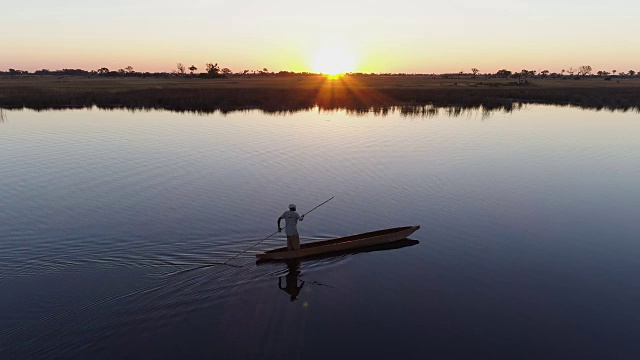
[1,75,640,114]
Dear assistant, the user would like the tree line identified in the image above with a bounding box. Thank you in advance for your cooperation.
[1,64,638,79]
[0,63,319,78]
[480,66,637,81]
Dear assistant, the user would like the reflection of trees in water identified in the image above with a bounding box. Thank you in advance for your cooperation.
[0,108,6,123]
[343,103,526,119]
[4,100,639,120]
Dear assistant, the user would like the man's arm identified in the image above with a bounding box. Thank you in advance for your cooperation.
[277,217,283,232]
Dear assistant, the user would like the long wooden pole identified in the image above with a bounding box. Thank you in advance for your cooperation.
[302,196,335,217]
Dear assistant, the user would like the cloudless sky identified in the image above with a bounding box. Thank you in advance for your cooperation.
[2,0,639,73]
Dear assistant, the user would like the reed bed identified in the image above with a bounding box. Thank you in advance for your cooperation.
[1,76,640,114]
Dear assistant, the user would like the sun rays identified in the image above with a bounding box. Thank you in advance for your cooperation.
[313,75,393,110]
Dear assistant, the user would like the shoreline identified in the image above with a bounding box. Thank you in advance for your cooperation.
[2,75,640,114]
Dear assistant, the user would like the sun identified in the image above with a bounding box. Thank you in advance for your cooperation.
[312,46,356,76]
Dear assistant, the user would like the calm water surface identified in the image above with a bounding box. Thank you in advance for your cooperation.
[1,106,639,359]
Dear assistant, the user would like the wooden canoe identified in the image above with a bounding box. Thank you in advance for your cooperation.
[256,238,420,265]
[255,225,420,260]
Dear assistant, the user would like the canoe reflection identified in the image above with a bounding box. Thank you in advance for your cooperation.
[260,238,420,265]
[272,239,419,302]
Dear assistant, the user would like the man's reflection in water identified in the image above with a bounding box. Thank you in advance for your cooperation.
[278,259,305,302]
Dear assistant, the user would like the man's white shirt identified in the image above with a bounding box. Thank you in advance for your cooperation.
[280,210,301,236]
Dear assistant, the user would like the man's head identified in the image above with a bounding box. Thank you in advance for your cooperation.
[288,204,297,211]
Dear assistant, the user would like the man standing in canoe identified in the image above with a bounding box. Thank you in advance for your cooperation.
[278,204,304,251]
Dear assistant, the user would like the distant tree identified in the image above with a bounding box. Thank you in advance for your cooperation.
[263,68,268,73]
[561,69,566,76]
[629,70,636,77]
[518,69,529,83]
[221,68,232,76]
[496,69,511,78]
[242,70,249,75]
[117,68,125,74]
[206,63,220,76]
[541,70,550,77]
[125,66,134,73]
[612,70,617,75]
[567,67,575,76]
[471,68,479,76]
[97,67,109,74]
[578,65,592,76]
[177,63,186,74]
[188,65,197,74]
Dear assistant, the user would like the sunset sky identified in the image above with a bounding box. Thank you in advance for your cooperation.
[3,0,639,74]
